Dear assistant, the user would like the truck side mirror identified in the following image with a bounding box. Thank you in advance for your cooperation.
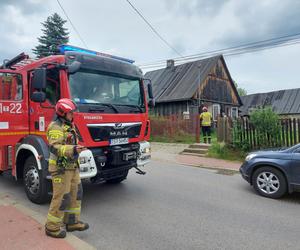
[68,61,81,74]
[143,79,155,108]
[148,99,155,108]
[32,68,47,90]
[146,80,154,99]
[31,91,46,103]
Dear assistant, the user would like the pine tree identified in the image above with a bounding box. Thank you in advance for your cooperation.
[33,13,69,58]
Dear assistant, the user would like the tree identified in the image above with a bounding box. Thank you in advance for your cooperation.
[234,81,247,96]
[33,13,69,58]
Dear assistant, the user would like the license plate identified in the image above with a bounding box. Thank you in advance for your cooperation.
[109,138,129,145]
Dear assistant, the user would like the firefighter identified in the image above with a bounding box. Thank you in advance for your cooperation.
[199,106,212,144]
[45,98,89,238]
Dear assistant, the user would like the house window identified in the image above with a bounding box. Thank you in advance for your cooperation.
[231,107,238,119]
[212,104,220,121]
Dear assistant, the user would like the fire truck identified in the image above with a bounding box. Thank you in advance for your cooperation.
[0,45,153,204]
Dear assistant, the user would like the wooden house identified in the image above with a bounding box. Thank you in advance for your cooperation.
[144,55,242,120]
[240,88,300,118]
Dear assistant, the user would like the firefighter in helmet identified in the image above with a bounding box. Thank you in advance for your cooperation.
[199,106,212,144]
[45,98,89,238]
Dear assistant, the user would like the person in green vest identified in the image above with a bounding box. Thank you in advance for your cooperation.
[199,106,213,144]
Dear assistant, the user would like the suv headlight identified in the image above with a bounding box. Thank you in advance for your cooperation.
[245,154,257,161]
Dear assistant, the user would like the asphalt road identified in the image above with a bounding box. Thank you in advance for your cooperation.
[1,160,300,250]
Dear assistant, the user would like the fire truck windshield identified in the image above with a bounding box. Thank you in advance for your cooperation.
[69,70,145,113]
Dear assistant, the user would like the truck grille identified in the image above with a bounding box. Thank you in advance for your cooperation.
[87,122,142,142]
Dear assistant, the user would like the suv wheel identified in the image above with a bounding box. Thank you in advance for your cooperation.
[252,166,287,199]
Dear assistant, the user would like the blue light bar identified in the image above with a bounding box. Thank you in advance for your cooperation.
[58,44,134,64]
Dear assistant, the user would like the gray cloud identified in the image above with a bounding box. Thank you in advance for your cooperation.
[163,0,230,18]
[0,0,46,15]
[218,0,300,47]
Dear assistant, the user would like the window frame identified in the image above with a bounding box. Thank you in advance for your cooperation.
[0,72,23,102]
[212,104,220,121]
[231,107,238,119]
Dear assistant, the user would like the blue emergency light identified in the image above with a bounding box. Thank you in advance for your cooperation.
[58,44,135,64]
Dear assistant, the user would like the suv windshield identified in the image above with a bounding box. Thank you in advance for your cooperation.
[69,70,144,111]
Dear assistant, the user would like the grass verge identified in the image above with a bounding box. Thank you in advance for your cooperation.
[207,142,246,162]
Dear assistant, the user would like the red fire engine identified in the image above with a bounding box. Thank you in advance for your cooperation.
[0,45,153,204]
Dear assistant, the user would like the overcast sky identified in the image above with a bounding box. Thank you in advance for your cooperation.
[1,0,300,94]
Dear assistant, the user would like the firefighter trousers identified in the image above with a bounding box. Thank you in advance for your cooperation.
[45,168,83,232]
[201,126,212,143]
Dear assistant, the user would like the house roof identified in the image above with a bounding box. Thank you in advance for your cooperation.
[240,88,300,116]
[144,55,242,105]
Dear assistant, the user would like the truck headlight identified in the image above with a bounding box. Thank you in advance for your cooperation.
[245,154,257,162]
[142,147,151,154]
[79,156,89,164]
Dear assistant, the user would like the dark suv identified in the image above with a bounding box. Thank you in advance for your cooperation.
[240,144,300,198]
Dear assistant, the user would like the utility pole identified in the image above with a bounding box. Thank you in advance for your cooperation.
[196,64,201,143]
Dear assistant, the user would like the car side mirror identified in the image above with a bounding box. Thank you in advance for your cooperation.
[32,68,47,89]
[68,61,81,74]
[31,91,46,103]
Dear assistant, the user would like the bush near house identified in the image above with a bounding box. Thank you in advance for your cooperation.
[218,107,300,151]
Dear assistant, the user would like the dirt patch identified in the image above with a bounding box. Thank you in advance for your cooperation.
[215,169,239,176]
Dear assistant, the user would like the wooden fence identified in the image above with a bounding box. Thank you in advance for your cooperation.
[150,114,200,140]
[217,117,300,149]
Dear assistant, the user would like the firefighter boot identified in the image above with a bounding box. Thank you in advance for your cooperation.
[204,138,207,144]
[45,227,66,238]
[208,138,211,144]
[66,221,89,232]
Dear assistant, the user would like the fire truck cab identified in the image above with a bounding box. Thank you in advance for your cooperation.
[0,45,153,204]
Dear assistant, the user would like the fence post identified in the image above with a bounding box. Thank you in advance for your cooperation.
[196,114,200,143]
[293,118,296,145]
[298,119,300,144]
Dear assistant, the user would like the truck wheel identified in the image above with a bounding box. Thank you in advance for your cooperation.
[0,170,3,175]
[252,166,287,199]
[106,170,129,184]
[23,156,50,204]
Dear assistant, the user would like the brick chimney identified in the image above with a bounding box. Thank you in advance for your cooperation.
[166,59,175,69]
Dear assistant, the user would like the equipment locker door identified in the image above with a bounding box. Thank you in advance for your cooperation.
[0,72,29,145]
[0,72,29,172]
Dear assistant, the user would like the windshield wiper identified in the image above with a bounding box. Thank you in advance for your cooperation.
[88,107,105,113]
[98,103,119,113]
[77,102,119,113]
[116,104,144,113]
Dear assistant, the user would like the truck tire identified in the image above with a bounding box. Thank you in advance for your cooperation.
[252,166,287,199]
[106,170,129,184]
[23,156,50,204]
[0,170,3,175]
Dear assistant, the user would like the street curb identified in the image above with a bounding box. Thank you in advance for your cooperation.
[178,163,240,175]
[151,153,241,173]
[0,194,96,250]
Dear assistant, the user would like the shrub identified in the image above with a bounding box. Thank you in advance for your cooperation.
[250,107,281,148]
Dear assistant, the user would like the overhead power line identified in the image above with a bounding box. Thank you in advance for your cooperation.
[139,32,300,69]
[125,0,182,57]
[56,0,88,48]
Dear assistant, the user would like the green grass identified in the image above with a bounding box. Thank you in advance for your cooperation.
[207,142,246,162]
[150,133,196,144]
[150,130,217,144]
